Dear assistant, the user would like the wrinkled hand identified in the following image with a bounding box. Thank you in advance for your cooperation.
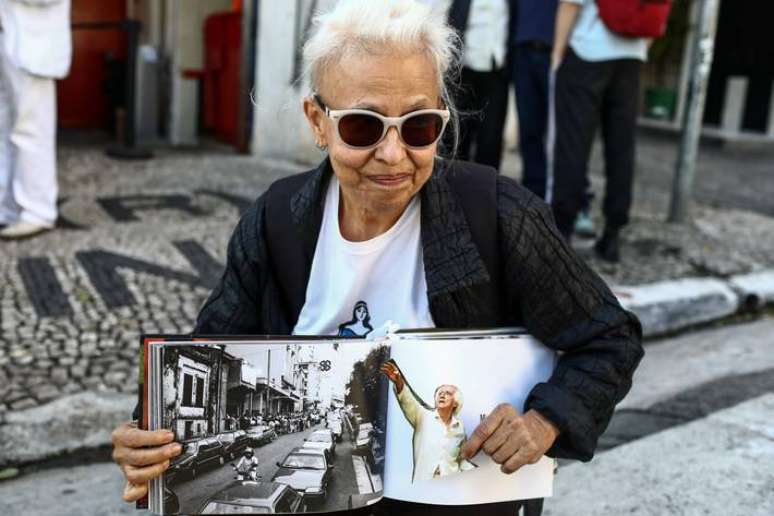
[461,404,559,474]
[380,361,404,393]
[111,421,182,502]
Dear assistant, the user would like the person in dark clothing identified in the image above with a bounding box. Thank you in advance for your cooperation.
[111,1,643,515]
[510,0,558,200]
[549,0,649,261]
[446,0,513,170]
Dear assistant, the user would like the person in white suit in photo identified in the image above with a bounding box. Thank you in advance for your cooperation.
[382,360,477,482]
[0,0,72,239]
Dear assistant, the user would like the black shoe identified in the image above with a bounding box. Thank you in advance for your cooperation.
[594,229,621,263]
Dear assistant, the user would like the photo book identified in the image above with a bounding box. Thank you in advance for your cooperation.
[139,328,557,514]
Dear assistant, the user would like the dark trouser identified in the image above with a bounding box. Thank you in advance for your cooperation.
[549,48,642,238]
[455,65,510,170]
[512,43,551,200]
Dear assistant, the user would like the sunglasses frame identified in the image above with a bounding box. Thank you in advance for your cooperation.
[313,94,450,150]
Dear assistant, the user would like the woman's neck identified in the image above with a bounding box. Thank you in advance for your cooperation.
[338,190,408,242]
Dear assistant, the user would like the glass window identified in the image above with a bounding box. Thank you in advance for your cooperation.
[274,487,298,512]
[195,377,205,407]
[182,374,193,406]
[281,454,326,470]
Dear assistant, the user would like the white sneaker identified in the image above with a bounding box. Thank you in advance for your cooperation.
[0,221,53,240]
[573,211,596,239]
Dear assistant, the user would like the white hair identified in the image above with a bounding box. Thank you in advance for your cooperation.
[435,384,463,417]
[302,0,461,155]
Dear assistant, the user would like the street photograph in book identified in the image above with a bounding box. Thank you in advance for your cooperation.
[152,339,389,514]
[143,330,557,514]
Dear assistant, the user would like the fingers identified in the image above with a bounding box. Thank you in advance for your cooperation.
[481,421,513,457]
[122,460,171,486]
[501,447,535,474]
[122,480,149,503]
[461,403,516,459]
[113,442,182,468]
[112,423,175,449]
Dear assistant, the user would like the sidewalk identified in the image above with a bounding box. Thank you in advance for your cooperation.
[1,132,773,468]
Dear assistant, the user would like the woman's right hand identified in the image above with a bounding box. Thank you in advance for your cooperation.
[111,422,183,502]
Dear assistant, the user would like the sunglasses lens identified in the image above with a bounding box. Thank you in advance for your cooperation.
[338,113,384,147]
[401,113,444,147]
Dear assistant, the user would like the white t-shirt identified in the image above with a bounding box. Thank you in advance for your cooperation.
[563,0,648,62]
[292,176,435,337]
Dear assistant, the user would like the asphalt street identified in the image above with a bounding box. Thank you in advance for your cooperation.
[171,424,368,513]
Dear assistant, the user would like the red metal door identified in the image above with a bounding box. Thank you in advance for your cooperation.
[57,0,127,129]
[202,12,242,146]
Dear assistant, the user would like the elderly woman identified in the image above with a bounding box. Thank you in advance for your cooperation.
[111,1,642,515]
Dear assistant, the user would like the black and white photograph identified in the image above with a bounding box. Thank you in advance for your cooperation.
[158,340,389,514]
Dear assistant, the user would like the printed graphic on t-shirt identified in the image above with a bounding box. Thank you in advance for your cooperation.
[337,300,374,337]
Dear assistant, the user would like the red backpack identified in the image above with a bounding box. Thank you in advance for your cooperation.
[596,0,674,38]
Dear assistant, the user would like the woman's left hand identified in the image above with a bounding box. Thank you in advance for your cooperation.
[460,404,560,474]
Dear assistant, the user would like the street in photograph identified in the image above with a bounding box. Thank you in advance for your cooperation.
[159,341,388,514]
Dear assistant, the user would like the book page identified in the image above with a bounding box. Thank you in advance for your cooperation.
[382,335,556,505]
[149,338,389,514]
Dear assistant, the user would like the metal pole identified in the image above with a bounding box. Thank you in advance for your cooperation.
[668,0,722,223]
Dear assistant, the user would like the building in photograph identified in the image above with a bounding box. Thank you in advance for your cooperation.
[162,347,222,441]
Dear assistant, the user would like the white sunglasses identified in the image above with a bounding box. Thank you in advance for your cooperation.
[314,95,450,150]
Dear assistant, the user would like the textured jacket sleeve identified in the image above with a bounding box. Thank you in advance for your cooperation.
[496,177,644,461]
[194,195,269,334]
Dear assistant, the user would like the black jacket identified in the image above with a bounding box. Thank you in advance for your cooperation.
[195,158,643,464]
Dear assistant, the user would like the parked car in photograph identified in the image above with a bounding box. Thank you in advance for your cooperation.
[272,447,333,505]
[354,423,373,450]
[246,425,277,447]
[217,430,251,460]
[348,492,382,510]
[302,429,336,460]
[198,481,308,514]
[169,436,225,481]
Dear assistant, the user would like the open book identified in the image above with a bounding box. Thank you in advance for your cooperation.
[140,328,557,514]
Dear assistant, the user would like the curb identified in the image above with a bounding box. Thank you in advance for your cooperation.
[0,391,135,467]
[614,269,774,338]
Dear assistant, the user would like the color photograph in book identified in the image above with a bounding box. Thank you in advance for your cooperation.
[381,336,557,506]
[157,340,389,514]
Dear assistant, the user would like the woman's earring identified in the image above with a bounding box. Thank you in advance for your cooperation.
[316,141,328,152]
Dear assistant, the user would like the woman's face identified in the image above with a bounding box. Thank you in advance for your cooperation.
[304,49,441,214]
[355,306,367,321]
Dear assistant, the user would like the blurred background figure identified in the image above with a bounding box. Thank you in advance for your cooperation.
[549,0,649,262]
[0,0,72,240]
[510,0,558,200]
[443,0,513,170]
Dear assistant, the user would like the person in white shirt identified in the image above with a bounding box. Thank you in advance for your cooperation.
[0,0,72,239]
[382,360,477,482]
[443,0,512,170]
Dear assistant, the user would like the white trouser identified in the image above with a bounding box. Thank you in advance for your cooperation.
[0,33,58,226]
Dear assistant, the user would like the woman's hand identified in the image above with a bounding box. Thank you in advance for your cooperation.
[460,404,559,474]
[111,422,183,502]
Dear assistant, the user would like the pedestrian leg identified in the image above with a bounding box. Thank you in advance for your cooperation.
[473,65,509,170]
[513,45,551,199]
[454,66,486,162]
[4,61,58,226]
[600,59,642,231]
[548,49,608,238]
[0,36,20,224]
